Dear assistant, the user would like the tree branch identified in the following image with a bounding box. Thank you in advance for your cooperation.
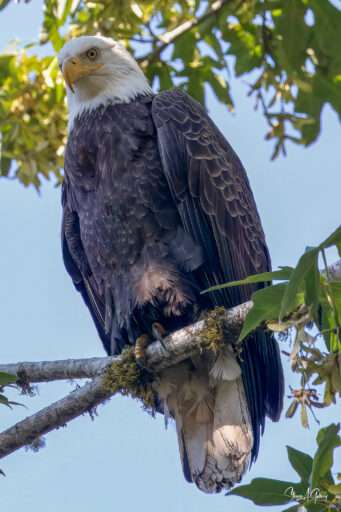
[0,376,110,459]
[138,0,233,69]
[0,301,252,383]
[0,357,114,383]
[0,300,251,459]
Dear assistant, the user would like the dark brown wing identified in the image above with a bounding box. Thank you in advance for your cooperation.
[61,180,111,354]
[152,89,284,461]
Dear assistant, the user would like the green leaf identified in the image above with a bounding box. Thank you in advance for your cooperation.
[8,400,25,408]
[320,287,333,351]
[301,403,308,429]
[280,249,318,320]
[281,506,298,512]
[272,0,310,73]
[238,283,286,340]
[326,482,341,495]
[0,371,18,386]
[285,400,299,419]
[0,0,12,10]
[286,446,313,482]
[0,155,11,176]
[158,62,174,91]
[172,31,196,63]
[318,225,341,250]
[57,0,77,24]
[304,502,329,512]
[239,282,304,341]
[226,478,307,505]
[336,242,341,260]
[202,267,293,293]
[311,424,341,489]
[320,287,341,352]
[206,71,233,110]
[223,23,262,76]
[0,394,11,407]
[203,31,226,66]
[328,282,341,325]
[304,254,320,316]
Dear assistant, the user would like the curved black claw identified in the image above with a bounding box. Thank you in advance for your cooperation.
[152,322,170,352]
[136,357,153,373]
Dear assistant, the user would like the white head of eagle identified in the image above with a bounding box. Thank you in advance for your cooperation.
[58,36,153,127]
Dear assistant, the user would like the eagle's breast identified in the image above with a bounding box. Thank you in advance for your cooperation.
[64,97,203,306]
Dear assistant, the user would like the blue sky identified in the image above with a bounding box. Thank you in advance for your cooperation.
[0,2,340,512]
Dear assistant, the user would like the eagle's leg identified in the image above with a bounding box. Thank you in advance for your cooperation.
[135,334,152,370]
[152,322,169,351]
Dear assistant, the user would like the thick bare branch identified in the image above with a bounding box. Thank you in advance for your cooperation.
[0,376,110,459]
[138,0,233,68]
[0,357,115,383]
[0,300,252,459]
[0,301,252,383]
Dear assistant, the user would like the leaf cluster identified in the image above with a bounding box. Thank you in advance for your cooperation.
[206,226,341,427]
[227,423,341,512]
[0,45,66,189]
[0,0,340,188]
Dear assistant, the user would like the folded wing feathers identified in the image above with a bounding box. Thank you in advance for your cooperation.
[153,349,253,493]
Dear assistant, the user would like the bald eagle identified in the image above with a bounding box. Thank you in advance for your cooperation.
[58,36,284,494]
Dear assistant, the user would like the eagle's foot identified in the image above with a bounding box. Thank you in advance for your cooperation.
[152,322,169,351]
[135,334,153,371]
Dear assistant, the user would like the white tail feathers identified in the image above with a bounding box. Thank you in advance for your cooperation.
[209,346,242,382]
[153,349,253,493]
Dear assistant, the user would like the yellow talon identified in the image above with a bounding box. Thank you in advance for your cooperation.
[152,322,167,337]
[135,333,151,370]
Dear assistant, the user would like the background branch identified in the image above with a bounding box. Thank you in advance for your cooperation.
[138,0,233,68]
[0,376,110,459]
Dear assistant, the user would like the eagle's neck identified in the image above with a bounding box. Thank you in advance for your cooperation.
[66,69,154,130]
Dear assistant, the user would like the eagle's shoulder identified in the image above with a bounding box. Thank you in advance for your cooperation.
[153,88,200,105]
[152,89,206,126]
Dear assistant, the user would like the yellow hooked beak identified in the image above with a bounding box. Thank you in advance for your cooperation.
[62,57,102,93]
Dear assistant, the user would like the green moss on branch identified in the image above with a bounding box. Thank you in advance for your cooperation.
[102,347,156,415]
[197,306,228,355]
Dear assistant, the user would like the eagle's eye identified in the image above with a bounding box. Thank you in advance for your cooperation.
[86,48,98,60]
